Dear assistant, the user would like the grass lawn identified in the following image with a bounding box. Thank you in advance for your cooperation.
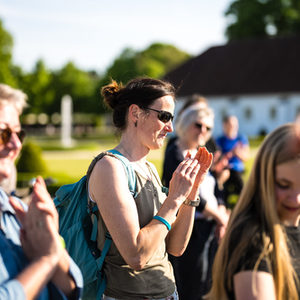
[19,136,261,195]
[43,144,166,184]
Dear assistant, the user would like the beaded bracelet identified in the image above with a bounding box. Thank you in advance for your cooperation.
[153,215,171,231]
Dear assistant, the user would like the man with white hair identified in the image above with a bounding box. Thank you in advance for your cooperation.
[0,83,83,300]
[0,84,28,195]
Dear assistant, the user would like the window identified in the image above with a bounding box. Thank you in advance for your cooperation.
[244,107,252,120]
[220,108,227,120]
[229,96,238,103]
[270,107,277,120]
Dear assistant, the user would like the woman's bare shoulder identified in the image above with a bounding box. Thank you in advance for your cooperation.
[92,153,126,174]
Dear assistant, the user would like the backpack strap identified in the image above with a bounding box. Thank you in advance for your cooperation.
[84,150,136,298]
[107,149,137,197]
[94,231,112,298]
[86,149,137,238]
[86,150,137,197]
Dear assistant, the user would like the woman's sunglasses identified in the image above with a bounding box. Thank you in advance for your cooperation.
[194,123,212,132]
[146,108,174,123]
[0,127,26,145]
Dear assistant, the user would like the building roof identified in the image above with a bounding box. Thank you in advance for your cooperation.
[164,35,300,97]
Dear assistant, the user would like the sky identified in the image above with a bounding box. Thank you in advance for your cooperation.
[0,0,232,74]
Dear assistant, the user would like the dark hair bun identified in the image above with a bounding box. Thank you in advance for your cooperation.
[101,80,123,109]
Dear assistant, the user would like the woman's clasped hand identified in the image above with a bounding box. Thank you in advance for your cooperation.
[10,176,63,265]
[168,147,213,204]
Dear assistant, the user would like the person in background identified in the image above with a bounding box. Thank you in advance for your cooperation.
[162,105,229,300]
[208,122,300,300]
[164,94,229,187]
[0,83,83,300]
[0,84,27,195]
[88,77,213,300]
[216,115,249,207]
[168,94,216,153]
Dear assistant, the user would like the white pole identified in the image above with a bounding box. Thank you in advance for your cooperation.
[61,95,73,147]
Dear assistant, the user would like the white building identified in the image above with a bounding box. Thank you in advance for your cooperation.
[165,35,300,137]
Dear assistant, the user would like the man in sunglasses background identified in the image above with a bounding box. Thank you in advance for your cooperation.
[0,83,83,300]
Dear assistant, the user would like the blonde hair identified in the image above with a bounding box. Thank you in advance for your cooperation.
[207,123,300,300]
[0,84,28,115]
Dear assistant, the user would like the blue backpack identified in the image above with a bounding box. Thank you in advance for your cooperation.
[54,149,136,300]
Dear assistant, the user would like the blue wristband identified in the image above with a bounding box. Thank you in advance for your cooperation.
[153,215,171,231]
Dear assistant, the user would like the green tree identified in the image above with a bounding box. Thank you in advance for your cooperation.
[0,19,16,86]
[141,43,191,74]
[225,0,300,40]
[50,62,100,114]
[21,60,54,113]
[101,48,138,85]
[101,43,191,86]
[97,43,191,113]
[97,43,191,111]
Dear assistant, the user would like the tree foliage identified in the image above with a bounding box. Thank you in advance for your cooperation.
[21,60,54,113]
[97,43,191,113]
[225,0,300,40]
[0,19,16,86]
[0,17,191,116]
[50,62,100,114]
[100,43,191,86]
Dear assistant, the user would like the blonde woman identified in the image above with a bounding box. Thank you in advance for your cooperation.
[207,123,300,300]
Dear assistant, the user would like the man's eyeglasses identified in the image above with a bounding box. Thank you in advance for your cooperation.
[0,127,26,145]
[146,108,174,123]
[194,123,212,132]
